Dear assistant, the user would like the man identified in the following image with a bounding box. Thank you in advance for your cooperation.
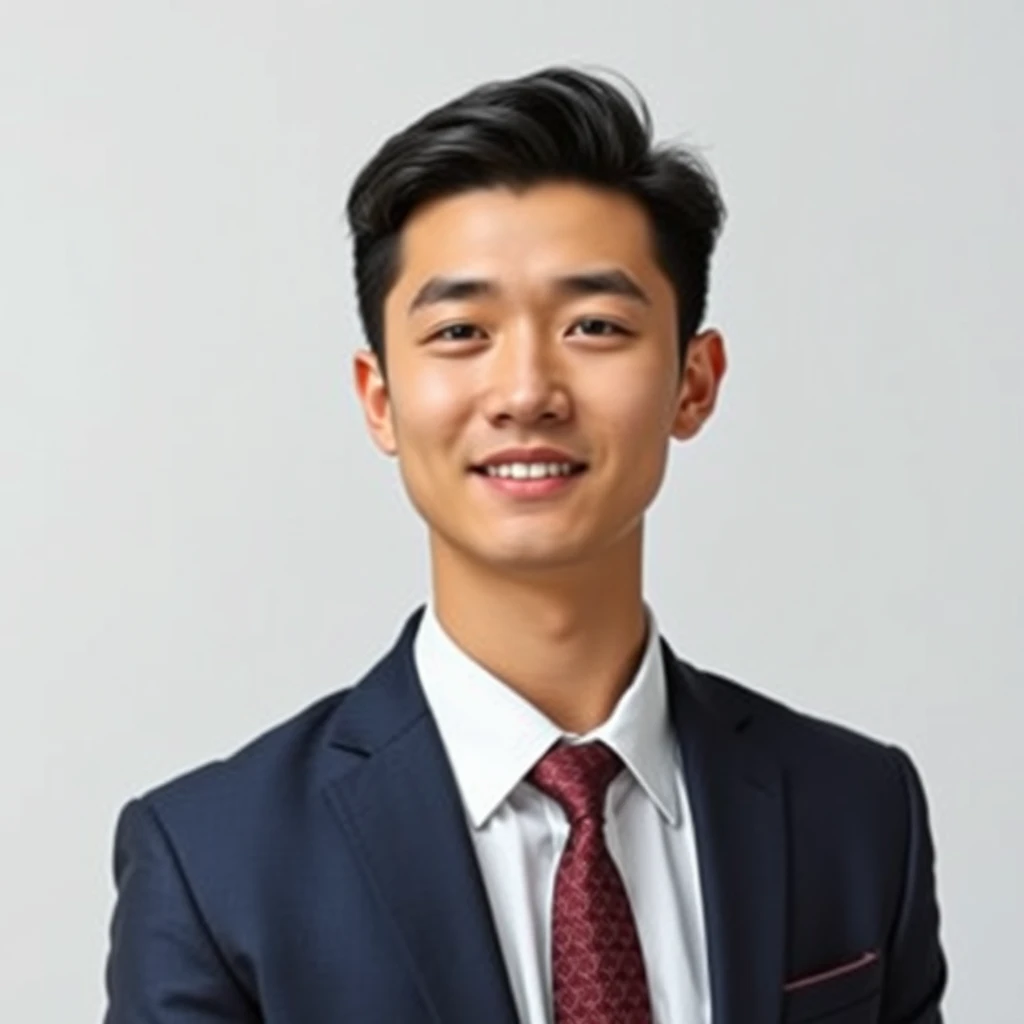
[104,66,947,1023]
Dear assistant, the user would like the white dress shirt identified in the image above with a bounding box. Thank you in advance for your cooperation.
[414,604,712,1024]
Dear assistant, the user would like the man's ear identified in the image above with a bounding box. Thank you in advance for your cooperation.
[671,328,728,441]
[353,349,397,456]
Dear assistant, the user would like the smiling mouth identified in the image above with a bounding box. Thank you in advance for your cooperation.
[469,461,588,480]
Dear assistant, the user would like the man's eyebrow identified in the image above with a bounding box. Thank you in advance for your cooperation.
[408,277,497,315]
[552,269,651,306]
[407,269,650,316]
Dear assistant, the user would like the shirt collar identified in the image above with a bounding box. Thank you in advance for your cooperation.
[413,603,681,830]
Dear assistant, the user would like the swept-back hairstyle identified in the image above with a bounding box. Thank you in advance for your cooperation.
[345,66,725,374]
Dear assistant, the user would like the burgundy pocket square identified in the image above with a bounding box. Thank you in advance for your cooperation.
[783,950,880,993]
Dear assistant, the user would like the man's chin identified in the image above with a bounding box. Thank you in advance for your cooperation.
[428,523,607,576]
[475,539,592,575]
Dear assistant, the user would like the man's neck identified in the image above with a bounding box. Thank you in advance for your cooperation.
[429,532,649,734]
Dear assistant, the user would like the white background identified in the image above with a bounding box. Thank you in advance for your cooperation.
[2,1,1020,1019]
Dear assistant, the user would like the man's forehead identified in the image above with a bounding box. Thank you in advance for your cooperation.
[391,184,661,299]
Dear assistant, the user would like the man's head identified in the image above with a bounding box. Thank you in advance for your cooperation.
[346,66,728,577]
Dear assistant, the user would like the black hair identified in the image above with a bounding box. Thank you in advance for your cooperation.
[345,65,725,375]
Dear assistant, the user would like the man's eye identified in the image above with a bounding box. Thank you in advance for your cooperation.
[433,323,482,341]
[570,318,626,337]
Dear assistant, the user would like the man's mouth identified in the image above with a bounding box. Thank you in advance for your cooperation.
[470,461,587,481]
[469,445,589,481]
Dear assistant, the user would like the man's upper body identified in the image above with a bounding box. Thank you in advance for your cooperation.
[103,66,947,1021]
[104,605,945,1023]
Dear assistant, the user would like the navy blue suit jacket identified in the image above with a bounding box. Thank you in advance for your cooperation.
[104,608,946,1023]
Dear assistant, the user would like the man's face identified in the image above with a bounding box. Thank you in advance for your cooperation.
[354,181,725,574]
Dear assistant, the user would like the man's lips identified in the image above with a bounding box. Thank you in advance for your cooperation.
[466,446,589,499]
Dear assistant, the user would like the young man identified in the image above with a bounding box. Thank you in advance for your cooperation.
[104,67,947,1023]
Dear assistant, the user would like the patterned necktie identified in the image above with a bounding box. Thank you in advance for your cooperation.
[526,740,654,1024]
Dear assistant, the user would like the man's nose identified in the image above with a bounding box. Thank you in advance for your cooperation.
[483,327,571,426]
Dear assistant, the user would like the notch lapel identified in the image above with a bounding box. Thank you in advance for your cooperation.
[322,610,519,1024]
[664,645,787,1024]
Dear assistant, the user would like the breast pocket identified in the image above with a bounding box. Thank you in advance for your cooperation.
[782,950,883,1023]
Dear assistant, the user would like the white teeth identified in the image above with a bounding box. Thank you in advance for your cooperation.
[484,461,576,480]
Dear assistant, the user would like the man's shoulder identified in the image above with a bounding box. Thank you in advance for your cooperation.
[133,685,354,832]
[135,613,424,823]
[677,656,910,792]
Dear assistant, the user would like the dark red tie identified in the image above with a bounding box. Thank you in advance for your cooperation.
[527,740,654,1024]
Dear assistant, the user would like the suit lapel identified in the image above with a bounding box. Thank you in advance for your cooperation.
[664,645,787,1024]
[322,610,519,1024]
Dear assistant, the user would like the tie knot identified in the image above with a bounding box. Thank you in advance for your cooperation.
[526,740,624,824]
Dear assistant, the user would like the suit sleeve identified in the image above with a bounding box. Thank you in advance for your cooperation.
[103,798,259,1023]
[881,746,949,1023]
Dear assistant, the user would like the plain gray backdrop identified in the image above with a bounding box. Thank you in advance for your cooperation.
[2,1,1021,1019]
